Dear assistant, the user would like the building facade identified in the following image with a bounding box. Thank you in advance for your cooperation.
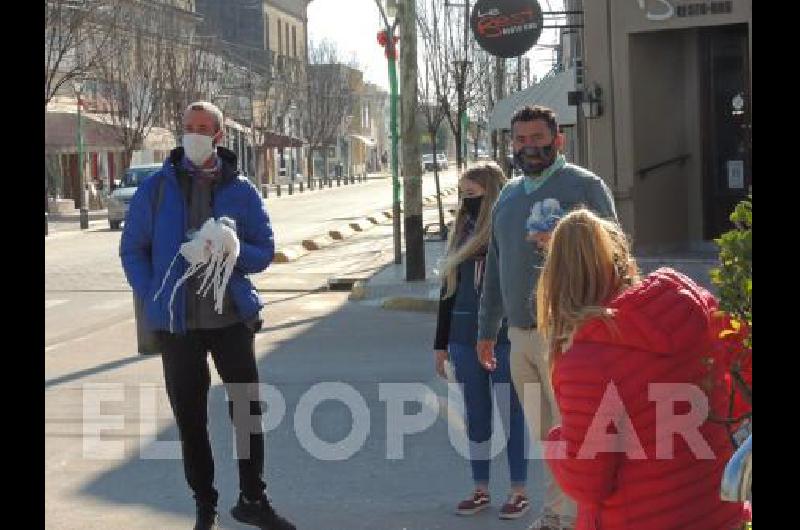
[581,0,751,252]
[195,0,311,186]
[45,0,199,210]
[308,65,388,179]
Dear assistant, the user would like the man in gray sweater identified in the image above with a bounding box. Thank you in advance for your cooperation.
[477,106,617,530]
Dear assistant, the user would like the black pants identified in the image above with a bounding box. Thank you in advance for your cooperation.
[159,323,266,508]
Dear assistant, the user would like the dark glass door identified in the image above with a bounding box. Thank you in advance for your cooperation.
[702,23,751,240]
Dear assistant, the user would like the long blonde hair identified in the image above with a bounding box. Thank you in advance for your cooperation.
[536,208,639,360]
[440,162,507,299]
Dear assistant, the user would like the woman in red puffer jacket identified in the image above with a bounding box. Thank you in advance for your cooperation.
[536,208,749,530]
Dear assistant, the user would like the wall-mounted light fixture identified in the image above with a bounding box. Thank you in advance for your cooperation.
[582,82,603,119]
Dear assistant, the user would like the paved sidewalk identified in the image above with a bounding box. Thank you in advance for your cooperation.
[48,209,109,222]
[356,237,721,314]
[350,238,448,313]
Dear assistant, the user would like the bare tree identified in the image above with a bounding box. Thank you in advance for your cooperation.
[301,39,355,182]
[91,3,168,167]
[418,0,491,171]
[45,0,119,107]
[417,0,450,238]
[254,51,306,185]
[161,33,226,140]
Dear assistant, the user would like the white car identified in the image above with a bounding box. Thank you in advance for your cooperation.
[421,153,435,171]
[422,153,448,172]
[107,163,162,229]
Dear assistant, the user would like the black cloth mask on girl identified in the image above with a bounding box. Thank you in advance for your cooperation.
[463,196,483,218]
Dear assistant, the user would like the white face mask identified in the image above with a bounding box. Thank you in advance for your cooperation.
[182,133,215,166]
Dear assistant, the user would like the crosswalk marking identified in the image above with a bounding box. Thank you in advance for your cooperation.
[89,298,130,311]
[45,300,68,309]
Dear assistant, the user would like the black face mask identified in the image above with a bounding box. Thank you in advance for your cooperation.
[513,143,557,175]
[463,196,483,218]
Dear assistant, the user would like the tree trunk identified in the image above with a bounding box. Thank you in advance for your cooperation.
[455,85,464,173]
[306,148,314,187]
[431,128,446,240]
[400,0,424,280]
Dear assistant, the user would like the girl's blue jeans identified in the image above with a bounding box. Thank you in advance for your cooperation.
[449,342,528,486]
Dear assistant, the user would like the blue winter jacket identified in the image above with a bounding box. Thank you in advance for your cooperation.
[120,146,275,334]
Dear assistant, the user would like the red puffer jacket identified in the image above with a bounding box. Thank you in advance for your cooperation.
[544,268,748,530]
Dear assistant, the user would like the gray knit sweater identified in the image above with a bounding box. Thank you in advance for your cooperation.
[477,163,618,340]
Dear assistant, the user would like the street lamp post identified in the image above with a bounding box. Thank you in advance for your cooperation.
[375,0,402,265]
[74,81,89,230]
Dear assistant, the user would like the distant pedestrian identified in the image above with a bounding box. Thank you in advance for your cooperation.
[433,162,531,520]
[120,101,294,530]
[381,150,388,171]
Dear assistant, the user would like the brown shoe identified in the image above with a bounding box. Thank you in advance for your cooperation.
[456,489,491,516]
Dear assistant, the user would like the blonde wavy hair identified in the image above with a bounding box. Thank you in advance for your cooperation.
[440,162,507,299]
[536,208,639,361]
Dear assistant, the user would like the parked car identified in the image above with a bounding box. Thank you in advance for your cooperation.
[107,163,162,229]
[422,153,448,172]
[421,153,435,172]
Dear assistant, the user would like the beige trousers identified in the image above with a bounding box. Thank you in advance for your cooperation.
[508,326,577,520]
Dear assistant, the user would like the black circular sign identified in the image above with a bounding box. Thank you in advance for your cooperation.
[470,0,544,58]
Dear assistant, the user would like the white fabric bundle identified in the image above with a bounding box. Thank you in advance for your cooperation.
[153,217,240,332]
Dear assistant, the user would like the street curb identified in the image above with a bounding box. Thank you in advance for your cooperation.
[329,225,356,240]
[348,280,368,301]
[273,245,309,263]
[271,186,458,262]
[301,235,335,251]
[381,296,438,313]
[48,211,108,222]
[348,218,373,232]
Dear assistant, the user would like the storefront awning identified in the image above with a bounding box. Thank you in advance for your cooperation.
[349,134,377,148]
[488,66,577,132]
[45,109,176,154]
[224,117,252,135]
[45,112,122,154]
[262,131,304,148]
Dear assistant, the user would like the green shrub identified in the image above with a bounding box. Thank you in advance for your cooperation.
[710,195,752,350]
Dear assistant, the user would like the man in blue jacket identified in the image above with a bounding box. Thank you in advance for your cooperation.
[120,101,294,530]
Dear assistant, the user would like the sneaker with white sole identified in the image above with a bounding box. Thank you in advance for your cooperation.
[455,489,491,516]
[499,493,531,520]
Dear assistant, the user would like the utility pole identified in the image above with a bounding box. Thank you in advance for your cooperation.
[494,56,508,176]
[461,0,470,171]
[375,0,402,265]
[74,81,88,230]
[398,0,424,280]
[248,70,261,190]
